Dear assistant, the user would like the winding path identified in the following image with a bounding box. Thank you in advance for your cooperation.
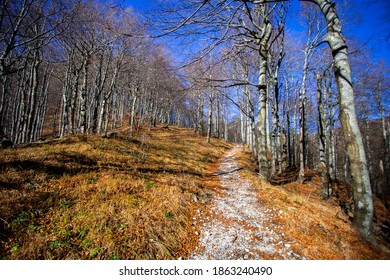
[189,146,303,260]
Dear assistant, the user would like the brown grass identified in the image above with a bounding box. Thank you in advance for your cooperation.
[0,126,231,259]
[3,130,388,260]
[236,148,390,259]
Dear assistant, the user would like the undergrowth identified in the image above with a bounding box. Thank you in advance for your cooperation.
[236,148,390,260]
[0,126,231,259]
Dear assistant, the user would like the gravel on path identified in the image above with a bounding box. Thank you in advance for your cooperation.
[189,146,304,260]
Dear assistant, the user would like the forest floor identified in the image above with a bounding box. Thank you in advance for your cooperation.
[0,126,231,259]
[1,126,389,259]
[189,146,303,259]
[189,145,390,259]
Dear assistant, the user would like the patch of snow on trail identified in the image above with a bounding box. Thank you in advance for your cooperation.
[189,146,303,260]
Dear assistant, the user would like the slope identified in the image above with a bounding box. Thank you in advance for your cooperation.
[0,126,231,259]
[1,126,389,260]
[233,147,390,259]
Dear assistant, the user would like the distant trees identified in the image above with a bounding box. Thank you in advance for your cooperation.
[0,0,77,142]
[54,1,188,137]
[354,59,390,208]
[0,0,190,144]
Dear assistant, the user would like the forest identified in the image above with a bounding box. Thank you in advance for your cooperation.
[0,0,389,260]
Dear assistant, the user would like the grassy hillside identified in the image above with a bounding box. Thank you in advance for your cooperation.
[1,126,389,260]
[0,126,231,259]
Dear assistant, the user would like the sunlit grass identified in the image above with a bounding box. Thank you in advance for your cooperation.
[0,126,231,259]
[3,128,387,260]
[236,148,390,260]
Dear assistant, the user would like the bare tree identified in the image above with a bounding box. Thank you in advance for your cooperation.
[0,0,78,142]
[316,70,331,198]
[304,0,373,239]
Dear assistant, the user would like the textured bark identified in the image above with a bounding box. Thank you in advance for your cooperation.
[310,0,373,238]
[243,69,255,152]
[207,89,214,144]
[79,54,90,134]
[130,94,137,136]
[284,76,293,168]
[379,98,390,193]
[60,50,75,137]
[199,91,205,135]
[240,95,246,144]
[70,63,81,134]
[317,73,331,198]
[271,37,284,176]
[298,44,311,182]
[224,105,228,142]
[257,12,272,179]
[327,73,337,181]
[247,93,255,153]
[0,77,7,139]
[328,119,336,179]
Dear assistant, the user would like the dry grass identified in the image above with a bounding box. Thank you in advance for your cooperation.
[0,126,231,259]
[236,148,390,260]
[2,131,388,260]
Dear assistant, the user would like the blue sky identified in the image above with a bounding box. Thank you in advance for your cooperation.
[125,0,390,67]
[343,0,390,65]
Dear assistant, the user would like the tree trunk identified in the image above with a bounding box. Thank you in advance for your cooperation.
[70,63,81,134]
[257,14,272,179]
[240,96,246,144]
[310,0,373,239]
[207,90,214,144]
[199,91,205,135]
[79,54,90,134]
[130,94,137,136]
[284,76,292,168]
[0,75,8,139]
[327,73,337,181]
[224,104,228,142]
[298,48,310,182]
[380,103,390,192]
[317,73,331,198]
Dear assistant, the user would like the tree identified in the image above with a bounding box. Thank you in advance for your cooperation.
[304,0,373,239]
[0,0,78,142]
[296,2,324,182]
[316,69,331,198]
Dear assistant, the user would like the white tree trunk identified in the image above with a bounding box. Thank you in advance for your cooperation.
[317,73,331,198]
[310,0,373,238]
[257,14,272,179]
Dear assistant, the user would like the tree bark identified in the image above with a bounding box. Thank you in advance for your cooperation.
[284,76,292,168]
[317,73,331,198]
[309,0,373,238]
[257,11,272,179]
[298,45,311,183]
[207,89,214,144]
[79,54,90,134]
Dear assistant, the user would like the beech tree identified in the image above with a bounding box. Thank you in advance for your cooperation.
[0,0,78,142]
[0,0,190,144]
[316,68,332,198]
[303,0,373,238]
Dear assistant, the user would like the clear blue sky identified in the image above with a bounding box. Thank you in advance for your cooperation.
[125,0,390,67]
[342,0,390,65]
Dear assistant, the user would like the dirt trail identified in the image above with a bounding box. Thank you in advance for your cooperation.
[189,146,304,260]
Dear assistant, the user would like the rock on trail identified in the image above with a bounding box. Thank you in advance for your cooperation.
[189,146,303,260]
